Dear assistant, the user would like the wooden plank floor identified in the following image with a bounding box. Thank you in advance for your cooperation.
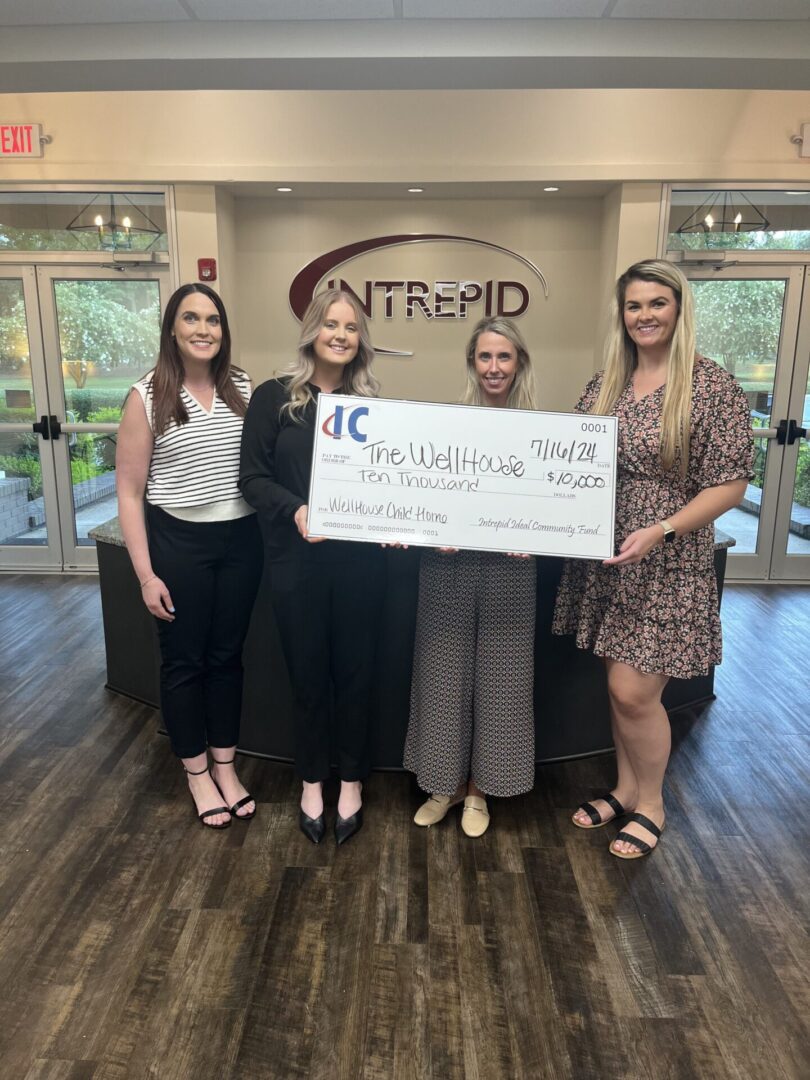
[0,575,807,1080]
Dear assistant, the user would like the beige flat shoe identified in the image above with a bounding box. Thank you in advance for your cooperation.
[461,795,490,838]
[413,792,464,827]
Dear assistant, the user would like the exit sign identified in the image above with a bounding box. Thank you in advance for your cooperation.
[0,123,44,158]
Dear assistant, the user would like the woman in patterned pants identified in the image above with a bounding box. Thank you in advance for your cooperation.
[404,317,538,837]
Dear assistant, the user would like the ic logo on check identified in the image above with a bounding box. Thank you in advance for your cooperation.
[322,405,369,443]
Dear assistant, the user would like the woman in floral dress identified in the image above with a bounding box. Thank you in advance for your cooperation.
[553,259,754,859]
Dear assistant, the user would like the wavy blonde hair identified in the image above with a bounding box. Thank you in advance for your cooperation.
[282,289,379,420]
[593,259,696,474]
[461,317,537,410]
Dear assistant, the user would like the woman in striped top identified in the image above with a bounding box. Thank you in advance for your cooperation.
[116,283,263,829]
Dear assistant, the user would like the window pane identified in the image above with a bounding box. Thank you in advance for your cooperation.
[715,436,767,556]
[0,278,36,420]
[52,279,161,420]
[68,433,118,547]
[0,432,47,546]
[0,192,167,252]
[668,190,810,252]
[691,277,785,425]
[786,376,810,556]
[690,277,786,558]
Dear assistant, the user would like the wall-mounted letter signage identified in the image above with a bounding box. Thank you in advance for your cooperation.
[0,123,45,158]
[289,233,549,356]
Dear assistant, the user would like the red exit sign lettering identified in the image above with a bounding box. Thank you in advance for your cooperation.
[0,123,44,158]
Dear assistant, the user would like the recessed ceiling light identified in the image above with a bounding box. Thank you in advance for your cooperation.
[408,187,424,193]
[277,186,293,192]
[543,186,559,192]
[785,190,806,195]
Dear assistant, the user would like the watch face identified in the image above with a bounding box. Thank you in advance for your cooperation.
[664,527,676,543]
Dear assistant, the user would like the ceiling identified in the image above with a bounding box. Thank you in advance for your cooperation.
[227,180,614,199]
[1,2,810,93]
[2,1,810,24]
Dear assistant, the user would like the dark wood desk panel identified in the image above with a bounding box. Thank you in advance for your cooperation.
[94,525,728,766]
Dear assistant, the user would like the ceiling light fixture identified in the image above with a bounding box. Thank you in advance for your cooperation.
[676,190,769,235]
[277,187,293,192]
[407,187,424,193]
[65,193,162,251]
[543,186,559,192]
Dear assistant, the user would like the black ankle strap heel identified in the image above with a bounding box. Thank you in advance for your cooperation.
[183,764,231,829]
[210,756,256,821]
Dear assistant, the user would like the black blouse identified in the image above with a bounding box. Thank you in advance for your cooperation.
[239,377,376,563]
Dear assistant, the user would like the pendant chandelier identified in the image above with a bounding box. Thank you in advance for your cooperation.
[675,190,769,235]
[65,193,163,250]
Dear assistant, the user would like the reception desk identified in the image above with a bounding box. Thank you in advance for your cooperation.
[91,518,733,767]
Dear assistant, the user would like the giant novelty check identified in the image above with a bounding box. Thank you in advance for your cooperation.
[307,395,618,559]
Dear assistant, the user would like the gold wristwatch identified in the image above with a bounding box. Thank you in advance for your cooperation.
[659,519,677,543]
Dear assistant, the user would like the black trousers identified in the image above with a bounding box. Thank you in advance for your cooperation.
[268,547,384,783]
[146,504,263,758]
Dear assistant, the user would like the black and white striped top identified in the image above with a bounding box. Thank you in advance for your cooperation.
[133,369,252,518]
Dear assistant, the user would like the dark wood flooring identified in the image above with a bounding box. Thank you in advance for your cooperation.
[0,576,807,1080]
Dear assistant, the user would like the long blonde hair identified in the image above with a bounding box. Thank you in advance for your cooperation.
[282,289,379,420]
[461,317,537,410]
[593,259,695,474]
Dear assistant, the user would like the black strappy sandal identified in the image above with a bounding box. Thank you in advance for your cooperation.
[210,756,256,821]
[184,764,231,829]
[610,812,664,859]
[572,793,627,830]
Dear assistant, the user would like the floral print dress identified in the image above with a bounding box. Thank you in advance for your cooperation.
[552,356,754,679]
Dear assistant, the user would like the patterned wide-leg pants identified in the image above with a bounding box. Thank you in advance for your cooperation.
[403,550,536,798]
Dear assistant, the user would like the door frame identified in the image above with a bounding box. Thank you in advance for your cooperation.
[769,267,810,582]
[0,262,171,571]
[684,264,807,581]
[0,265,64,569]
[35,264,170,570]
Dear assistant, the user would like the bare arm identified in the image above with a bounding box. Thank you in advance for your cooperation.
[604,478,747,566]
[115,391,175,620]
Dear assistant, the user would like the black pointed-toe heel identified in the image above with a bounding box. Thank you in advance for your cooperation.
[299,808,326,844]
[334,807,363,846]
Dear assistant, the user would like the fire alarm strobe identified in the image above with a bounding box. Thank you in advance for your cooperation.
[197,258,217,282]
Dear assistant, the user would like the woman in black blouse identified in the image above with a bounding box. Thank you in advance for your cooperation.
[240,289,383,845]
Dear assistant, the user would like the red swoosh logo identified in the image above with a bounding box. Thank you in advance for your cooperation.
[288,233,549,357]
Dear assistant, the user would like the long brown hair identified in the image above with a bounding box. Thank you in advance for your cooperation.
[150,283,247,436]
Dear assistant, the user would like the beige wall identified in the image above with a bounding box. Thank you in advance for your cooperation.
[1,89,809,184]
[1,85,805,404]
[231,196,605,412]
[173,185,218,289]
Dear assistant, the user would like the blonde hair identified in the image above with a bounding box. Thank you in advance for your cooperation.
[593,259,695,474]
[461,317,537,410]
[282,289,379,420]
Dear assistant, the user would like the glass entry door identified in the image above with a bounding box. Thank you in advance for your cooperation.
[687,265,810,582]
[769,268,810,581]
[0,267,63,568]
[0,266,166,570]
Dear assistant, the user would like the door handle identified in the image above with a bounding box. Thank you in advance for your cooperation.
[775,418,788,445]
[31,415,62,440]
[786,418,807,445]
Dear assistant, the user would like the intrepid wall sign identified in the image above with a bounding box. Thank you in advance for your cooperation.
[288,233,549,356]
